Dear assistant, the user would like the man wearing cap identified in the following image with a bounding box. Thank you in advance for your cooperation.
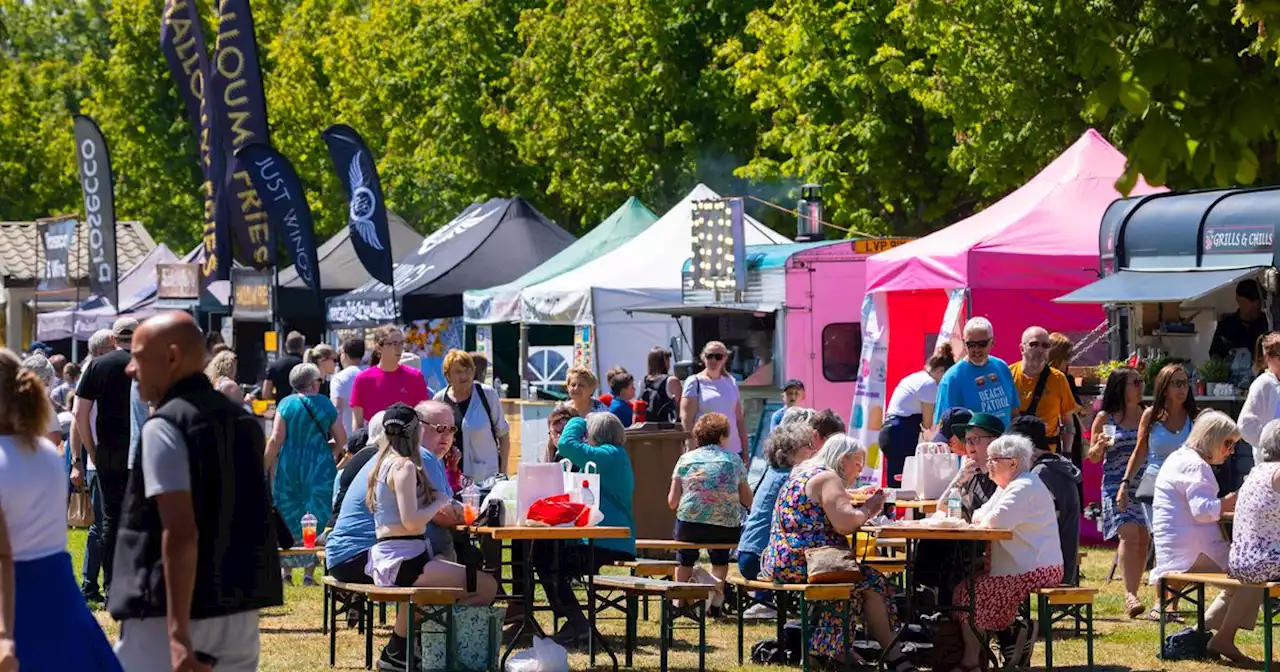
[71,316,140,601]
[1209,279,1270,359]
[767,379,807,435]
[933,407,973,456]
[1009,416,1082,585]
[1010,326,1077,453]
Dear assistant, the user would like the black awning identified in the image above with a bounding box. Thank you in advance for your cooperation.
[1054,268,1260,304]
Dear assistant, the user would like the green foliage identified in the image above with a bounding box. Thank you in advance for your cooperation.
[8,0,1280,254]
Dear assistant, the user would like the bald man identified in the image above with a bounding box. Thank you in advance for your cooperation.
[110,312,282,672]
[1009,326,1077,453]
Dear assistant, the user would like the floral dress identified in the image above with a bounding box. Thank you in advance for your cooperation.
[759,465,894,658]
[1229,462,1280,584]
[1101,415,1145,539]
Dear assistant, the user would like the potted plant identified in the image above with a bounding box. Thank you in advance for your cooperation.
[1197,358,1233,397]
[1094,360,1126,384]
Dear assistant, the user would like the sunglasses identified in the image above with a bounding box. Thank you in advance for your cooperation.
[964,340,991,349]
[1170,379,1189,389]
[423,422,455,434]
[964,433,996,445]
[705,353,727,361]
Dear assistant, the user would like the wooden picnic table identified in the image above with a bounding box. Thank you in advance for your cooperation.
[462,525,630,670]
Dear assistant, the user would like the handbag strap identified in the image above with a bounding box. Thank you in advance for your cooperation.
[297,395,331,442]
[472,383,501,449]
[1025,366,1052,417]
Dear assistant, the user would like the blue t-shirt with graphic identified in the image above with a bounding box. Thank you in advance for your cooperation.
[932,356,1017,426]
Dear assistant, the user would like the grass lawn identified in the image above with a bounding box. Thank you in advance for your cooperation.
[67,529,1274,670]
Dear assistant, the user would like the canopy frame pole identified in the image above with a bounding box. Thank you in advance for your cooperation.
[518,323,529,400]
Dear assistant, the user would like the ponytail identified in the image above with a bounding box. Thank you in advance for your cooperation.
[0,349,50,444]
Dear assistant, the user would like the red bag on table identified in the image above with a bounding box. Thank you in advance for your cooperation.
[526,494,592,527]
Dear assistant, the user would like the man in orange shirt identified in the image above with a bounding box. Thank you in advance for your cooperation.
[1009,326,1077,452]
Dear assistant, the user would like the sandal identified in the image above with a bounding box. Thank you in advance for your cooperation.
[1125,594,1145,619]
[1147,607,1183,623]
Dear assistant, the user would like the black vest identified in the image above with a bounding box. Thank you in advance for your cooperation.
[108,374,283,621]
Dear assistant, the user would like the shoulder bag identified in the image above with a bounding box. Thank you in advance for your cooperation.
[1019,365,1052,419]
[804,546,864,584]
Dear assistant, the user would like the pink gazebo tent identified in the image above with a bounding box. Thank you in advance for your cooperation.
[867,128,1164,371]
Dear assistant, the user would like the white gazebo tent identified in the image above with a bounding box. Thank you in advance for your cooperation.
[518,183,790,385]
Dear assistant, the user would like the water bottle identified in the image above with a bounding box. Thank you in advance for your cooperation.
[300,512,317,548]
[945,488,963,519]
[580,479,596,507]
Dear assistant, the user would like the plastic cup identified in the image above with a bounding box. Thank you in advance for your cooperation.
[301,521,317,549]
[463,492,480,525]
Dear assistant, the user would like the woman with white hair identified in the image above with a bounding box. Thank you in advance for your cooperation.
[20,353,63,444]
[736,422,819,619]
[932,317,1018,426]
[759,434,911,669]
[952,434,1063,672]
[533,411,637,645]
[1231,418,1280,585]
[1152,410,1259,664]
[265,362,348,585]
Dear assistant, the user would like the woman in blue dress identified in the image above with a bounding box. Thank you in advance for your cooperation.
[0,349,121,670]
[1088,366,1150,618]
[266,362,347,584]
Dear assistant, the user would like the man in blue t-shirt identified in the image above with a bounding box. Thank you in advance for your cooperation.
[933,317,1018,426]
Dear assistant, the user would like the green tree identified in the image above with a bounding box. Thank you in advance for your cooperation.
[496,0,764,229]
[722,0,979,236]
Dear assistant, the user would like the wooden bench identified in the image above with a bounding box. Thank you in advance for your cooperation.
[1033,586,1098,671]
[321,578,464,671]
[636,539,740,553]
[592,575,716,671]
[1158,572,1280,667]
[728,576,855,672]
[613,558,681,620]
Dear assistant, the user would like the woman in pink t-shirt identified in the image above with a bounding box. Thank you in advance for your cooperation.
[351,326,431,429]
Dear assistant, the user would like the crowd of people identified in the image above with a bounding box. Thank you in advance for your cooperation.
[8,306,1280,672]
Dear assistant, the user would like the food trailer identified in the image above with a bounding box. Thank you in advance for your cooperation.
[640,237,907,451]
[1056,187,1280,409]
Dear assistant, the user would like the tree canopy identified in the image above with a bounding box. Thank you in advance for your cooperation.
[4,0,1280,251]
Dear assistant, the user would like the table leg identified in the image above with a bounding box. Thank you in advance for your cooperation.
[585,539,619,671]
[877,538,916,669]
[500,539,545,670]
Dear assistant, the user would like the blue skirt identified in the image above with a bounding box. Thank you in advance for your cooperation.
[14,552,121,671]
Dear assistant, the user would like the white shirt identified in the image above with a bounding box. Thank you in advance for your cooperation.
[683,374,743,453]
[433,383,510,481]
[1238,370,1280,465]
[330,364,366,435]
[1150,447,1229,583]
[886,370,938,419]
[972,471,1063,576]
[0,436,68,561]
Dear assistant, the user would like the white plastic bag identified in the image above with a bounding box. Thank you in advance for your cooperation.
[517,463,565,524]
[910,443,958,500]
[505,636,570,672]
[481,480,520,527]
[689,566,725,608]
[560,459,600,505]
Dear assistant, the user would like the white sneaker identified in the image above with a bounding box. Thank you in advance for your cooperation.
[742,603,778,620]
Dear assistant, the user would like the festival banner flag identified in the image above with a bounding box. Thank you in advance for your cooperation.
[210,0,273,269]
[237,143,321,297]
[37,217,77,293]
[72,116,118,306]
[321,124,395,287]
[161,0,230,287]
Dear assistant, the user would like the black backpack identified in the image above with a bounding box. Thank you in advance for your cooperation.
[640,375,678,423]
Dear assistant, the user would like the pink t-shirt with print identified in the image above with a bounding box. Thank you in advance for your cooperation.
[350,365,431,419]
